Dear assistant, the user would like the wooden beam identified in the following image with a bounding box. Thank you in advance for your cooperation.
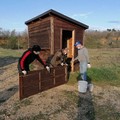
[60,28,62,49]
[71,30,75,72]
[50,17,54,54]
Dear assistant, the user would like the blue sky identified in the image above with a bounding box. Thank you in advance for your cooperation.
[0,0,120,31]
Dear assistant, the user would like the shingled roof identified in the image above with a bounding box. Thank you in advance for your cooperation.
[25,9,89,29]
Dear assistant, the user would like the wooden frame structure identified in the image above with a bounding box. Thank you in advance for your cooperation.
[19,66,67,100]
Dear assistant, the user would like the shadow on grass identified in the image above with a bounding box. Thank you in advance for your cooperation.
[0,85,18,105]
[77,74,92,84]
[0,56,19,67]
[76,74,95,120]
[77,91,95,120]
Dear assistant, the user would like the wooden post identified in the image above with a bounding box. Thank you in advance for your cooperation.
[71,30,75,72]
[50,16,54,54]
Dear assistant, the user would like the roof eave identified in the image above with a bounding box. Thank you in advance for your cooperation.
[25,9,89,29]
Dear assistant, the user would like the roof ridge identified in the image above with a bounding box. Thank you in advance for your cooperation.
[25,9,89,29]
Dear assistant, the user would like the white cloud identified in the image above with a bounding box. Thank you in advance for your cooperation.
[89,25,120,31]
[108,21,120,24]
[71,12,93,19]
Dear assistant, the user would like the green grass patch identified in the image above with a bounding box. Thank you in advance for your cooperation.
[87,67,120,86]
[0,48,24,57]
[88,67,118,81]
[67,72,79,85]
[68,66,120,86]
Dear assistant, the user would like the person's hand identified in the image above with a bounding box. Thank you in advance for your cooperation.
[87,64,91,68]
[61,62,64,66]
[22,70,27,75]
[71,58,74,62]
[46,66,50,72]
[65,63,68,66]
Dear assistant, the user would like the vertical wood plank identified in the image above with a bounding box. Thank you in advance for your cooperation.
[71,30,75,72]
[50,16,54,54]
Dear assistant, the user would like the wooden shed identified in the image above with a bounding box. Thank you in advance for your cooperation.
[25,9,89,71]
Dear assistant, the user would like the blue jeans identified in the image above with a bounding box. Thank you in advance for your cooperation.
[79,61,87,81]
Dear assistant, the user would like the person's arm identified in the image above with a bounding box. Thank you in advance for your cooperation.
[54,51,62,66]
[36,55,46,67]
[19,50,32,75]
[84,48,91,68]
[84,48,90,63]
[74,56,78,61]
[61,54,67,63]
[36,55,51,72]
[20,50,31,70]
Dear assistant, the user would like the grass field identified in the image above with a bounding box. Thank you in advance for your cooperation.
[68,48,120,86]
[0,47,120,86]
[0,48,120,120]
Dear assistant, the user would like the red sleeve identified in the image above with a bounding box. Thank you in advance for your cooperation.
[20,51,31,70]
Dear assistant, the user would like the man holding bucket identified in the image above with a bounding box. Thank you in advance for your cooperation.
[72,41,92,92]
[72,41,91,81]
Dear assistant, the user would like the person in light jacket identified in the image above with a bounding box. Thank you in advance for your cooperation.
[72,41,91,81]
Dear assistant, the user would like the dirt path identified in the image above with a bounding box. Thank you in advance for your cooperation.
[0,62,120,120]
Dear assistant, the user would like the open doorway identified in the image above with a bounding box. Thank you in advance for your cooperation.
[62,30,73,58]
[62,30,74,76]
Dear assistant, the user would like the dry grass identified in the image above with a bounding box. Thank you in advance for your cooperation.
[0,48,120,120]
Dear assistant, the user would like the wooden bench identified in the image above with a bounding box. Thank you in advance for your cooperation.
[19,66,68,100]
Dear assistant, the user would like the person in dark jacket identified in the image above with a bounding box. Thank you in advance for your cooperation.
[46,48,69,67]
[18,45,49,75]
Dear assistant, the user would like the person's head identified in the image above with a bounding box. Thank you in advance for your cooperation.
[62,48,69,55]
[32,45,41,55]
[74,41,83,49]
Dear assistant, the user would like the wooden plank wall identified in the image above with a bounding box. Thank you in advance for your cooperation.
[53,16,85,71]
[28,17,51,49]
[54,16,84,52]
[27,15,85,55]
[19,66,67,100]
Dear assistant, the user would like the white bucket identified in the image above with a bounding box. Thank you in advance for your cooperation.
[78,80,88,93]
[88,84,94,92]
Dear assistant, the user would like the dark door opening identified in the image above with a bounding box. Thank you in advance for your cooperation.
[62,30,73,58]
[62,30,73,77]
[62,30,72,49]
